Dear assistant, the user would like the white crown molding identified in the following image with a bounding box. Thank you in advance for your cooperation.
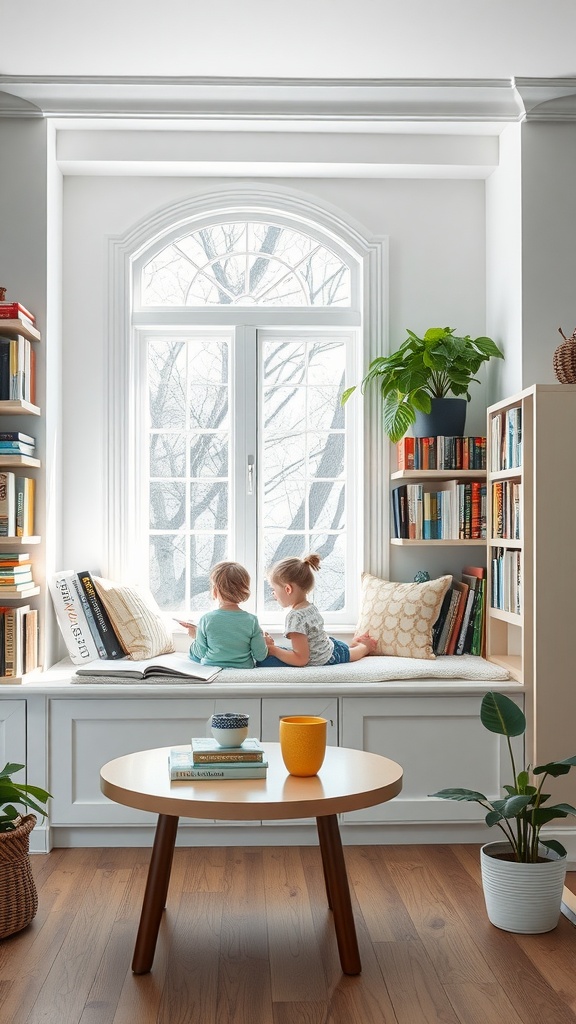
[514,77,576,121]
[0,75,523,123]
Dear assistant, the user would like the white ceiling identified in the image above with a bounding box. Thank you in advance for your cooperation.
[2,0,576,80]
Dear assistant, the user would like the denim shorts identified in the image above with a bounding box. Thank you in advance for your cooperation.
[325,638,351,664]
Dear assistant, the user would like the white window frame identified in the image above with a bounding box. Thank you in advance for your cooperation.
[106,186,389,627]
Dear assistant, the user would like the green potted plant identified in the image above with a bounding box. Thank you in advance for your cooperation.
[430,692,576,933]
[341,326,504,442]
[0,762,51,939]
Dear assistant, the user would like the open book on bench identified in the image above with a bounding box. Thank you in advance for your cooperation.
[75,652,221,682]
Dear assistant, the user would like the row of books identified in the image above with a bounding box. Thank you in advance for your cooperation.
[490,547,521,615]
[433,567,486,657]
[392,481,487,540]
[48,569,125,665]
[397,435,487,471]
[0,335,37,405]
[491,480,521,540]
[0,471,35,539]
[0,430,36,461]
[169,738,268,780]
[0,604,39,678]
[490,406,522,472]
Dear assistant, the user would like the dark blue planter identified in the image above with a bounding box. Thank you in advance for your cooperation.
[413,397,467,438]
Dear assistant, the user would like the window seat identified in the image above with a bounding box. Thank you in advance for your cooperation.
[69,653,510,686]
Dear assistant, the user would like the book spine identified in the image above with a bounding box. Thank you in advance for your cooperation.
[48,573,101,665]
[3,608,15,676]
[15,476,25,536]
[193,752,264,764]
[0,472,15,537]
[0,343,10,401]
[76,570,124,658]
[70,574,107,659]
[396,437,415,470]
[170,764,268,780]
[23,608,39,674]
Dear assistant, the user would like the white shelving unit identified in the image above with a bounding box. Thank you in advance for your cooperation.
[0,315,41,683]
[486,384,576,797]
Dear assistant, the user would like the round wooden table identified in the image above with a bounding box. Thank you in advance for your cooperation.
[100,742,403,976]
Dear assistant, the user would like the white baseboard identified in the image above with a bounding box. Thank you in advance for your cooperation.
[32,823,576,869]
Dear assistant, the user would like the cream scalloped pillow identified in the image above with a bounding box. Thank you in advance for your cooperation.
[355,573,452,660]
[92,577,175,660]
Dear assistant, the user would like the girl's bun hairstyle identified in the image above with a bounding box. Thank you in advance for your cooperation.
[269,553,321,594]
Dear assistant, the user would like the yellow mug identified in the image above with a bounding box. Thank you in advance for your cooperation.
[279,716,327,777]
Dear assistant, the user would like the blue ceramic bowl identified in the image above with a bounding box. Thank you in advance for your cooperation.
[210,712,249,748]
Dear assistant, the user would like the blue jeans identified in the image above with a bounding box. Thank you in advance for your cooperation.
[256,638,350,667]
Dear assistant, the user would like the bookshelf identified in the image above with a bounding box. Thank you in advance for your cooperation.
[0,315,41,682]
[486,384,576,792]
[390,443,487,545]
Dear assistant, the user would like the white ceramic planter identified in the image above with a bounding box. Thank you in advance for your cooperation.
[480,841,567,933]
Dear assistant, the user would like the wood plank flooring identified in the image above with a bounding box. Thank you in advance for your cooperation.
[0,846,574,1024]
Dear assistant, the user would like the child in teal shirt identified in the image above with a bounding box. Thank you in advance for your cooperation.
[176,561,267,669]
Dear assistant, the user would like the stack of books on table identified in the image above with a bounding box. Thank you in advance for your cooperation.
[169,738,268,780]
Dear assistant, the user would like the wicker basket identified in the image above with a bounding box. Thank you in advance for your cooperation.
[0,814,38,939]
[553,328,576,384]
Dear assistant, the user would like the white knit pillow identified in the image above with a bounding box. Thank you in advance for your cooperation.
[92,577,174,660]
[355,572,452,660]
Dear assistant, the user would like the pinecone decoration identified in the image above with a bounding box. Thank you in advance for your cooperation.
[553,327,576,384]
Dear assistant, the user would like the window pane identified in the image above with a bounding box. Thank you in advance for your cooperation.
[146,333,232,611]
[190,482,228,531]
[190,434,228,478]
[309,481,345,532]
[148,338,187,429]
[150,481,185,530]
[309,434,345,478]
[141,221,351,307]
[190,534,229,612]
[260,334,349,616]
[309,533,346,611]
[150,434,186,478]
[149,534,185,611]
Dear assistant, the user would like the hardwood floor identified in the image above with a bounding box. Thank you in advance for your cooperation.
[0,846,575,1024]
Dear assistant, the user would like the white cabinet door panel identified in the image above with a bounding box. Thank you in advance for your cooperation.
[0,700,26,767]
[341,695,523,824]
[49,697,261,825]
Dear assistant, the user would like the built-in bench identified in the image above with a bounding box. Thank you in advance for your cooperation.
[4,655,523,853]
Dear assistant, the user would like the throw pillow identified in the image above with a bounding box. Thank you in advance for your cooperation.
[355,572,452,660]
[92,577,175,660]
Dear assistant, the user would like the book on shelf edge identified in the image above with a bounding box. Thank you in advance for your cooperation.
[0,296,35,322]
[48,570,102,665]
[76,569,124,659]
[0,431,35,445]
[191,737,265,763]
[463,565,487,656]
[169,749,267,780]
[70,574,107,660]
[445,580,469,656]
[75,653,221,681]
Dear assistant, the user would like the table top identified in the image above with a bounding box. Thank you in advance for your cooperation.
[100,743,403,821]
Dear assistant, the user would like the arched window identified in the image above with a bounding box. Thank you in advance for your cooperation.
[111,193,386,627]
[140,220,352,307]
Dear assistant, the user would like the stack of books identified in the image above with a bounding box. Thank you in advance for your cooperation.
[169,738,268,780]
[0,550,36,596]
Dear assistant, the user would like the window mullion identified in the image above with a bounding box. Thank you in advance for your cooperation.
[232,325,258,610]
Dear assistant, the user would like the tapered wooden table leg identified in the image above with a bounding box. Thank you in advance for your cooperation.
[132,813,179,974]
[316,814,361,975]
